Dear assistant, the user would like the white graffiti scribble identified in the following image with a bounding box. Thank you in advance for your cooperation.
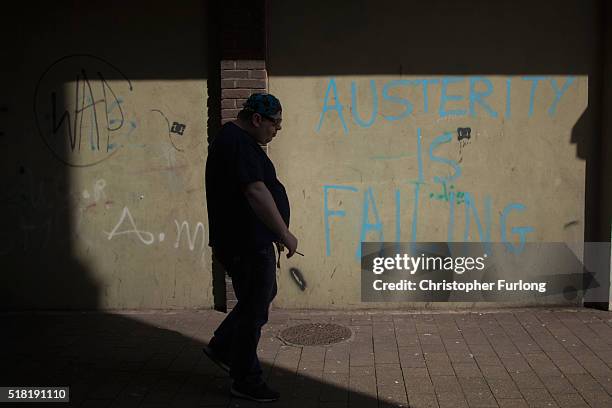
[103,206,155,245]
[81,179,107,203]
[174,220,206,251]
[102,206,207,255]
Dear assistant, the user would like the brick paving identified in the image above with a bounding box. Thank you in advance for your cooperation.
[3,308,612,407]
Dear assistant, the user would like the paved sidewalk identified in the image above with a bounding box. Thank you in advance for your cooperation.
[3,308,612,407]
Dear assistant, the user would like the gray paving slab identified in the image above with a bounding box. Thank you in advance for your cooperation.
[2,307,612,407]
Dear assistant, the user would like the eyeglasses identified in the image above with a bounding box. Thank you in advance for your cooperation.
[260,114,282,128]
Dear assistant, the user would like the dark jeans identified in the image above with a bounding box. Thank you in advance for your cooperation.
[210,244,277,384]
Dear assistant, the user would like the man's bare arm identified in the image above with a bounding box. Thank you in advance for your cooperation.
[243,181,298,256]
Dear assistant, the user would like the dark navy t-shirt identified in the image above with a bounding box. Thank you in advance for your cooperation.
[205,122,290,251]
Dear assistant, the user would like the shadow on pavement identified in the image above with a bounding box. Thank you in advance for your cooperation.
[1,311,383,408]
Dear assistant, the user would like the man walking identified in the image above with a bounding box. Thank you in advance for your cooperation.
[204,93,298,402]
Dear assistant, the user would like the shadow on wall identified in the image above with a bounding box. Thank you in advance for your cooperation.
[1,0,606,309]
[0,0,216,310]
[0,6,369,405]
[268,0,605,241]
[0,1,607,309]
[0,0,609,404]
[267,0,610,306]
[269,0,597,76]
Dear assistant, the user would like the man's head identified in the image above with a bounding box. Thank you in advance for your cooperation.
[236,93,282,145]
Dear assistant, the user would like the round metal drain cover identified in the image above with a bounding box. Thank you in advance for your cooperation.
[279,323,352,346]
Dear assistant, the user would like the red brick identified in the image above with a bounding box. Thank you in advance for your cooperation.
[221,79,236,89]
[236,60,265,69]
[222,89,252,99]
[221,70,250,79]
[249,70,267,79]
[221,109,241,119]
[221,99,236,109]
[236,79,266,89]
[220,60,236,69]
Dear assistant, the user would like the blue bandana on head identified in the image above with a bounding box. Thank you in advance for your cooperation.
[242,93,282,117]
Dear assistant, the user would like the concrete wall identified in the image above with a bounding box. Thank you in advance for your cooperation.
[1,1,211,309]
[267,0,601,308]
[1,0,606,311]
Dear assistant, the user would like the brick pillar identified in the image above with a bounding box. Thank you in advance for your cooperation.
[220,59,269,308]
[214,0,268,312]
[220,60,267,124]
[219,0,267,125]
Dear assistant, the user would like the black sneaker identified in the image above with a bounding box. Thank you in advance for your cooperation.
[202,344,230,373]
[230,381,280,403]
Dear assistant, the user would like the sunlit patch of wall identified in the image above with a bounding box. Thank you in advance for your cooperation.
[268,74,587,308]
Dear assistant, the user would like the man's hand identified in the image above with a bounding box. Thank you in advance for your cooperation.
[280,230,298,258]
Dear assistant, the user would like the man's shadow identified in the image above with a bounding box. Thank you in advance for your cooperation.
[1,311,384,407]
